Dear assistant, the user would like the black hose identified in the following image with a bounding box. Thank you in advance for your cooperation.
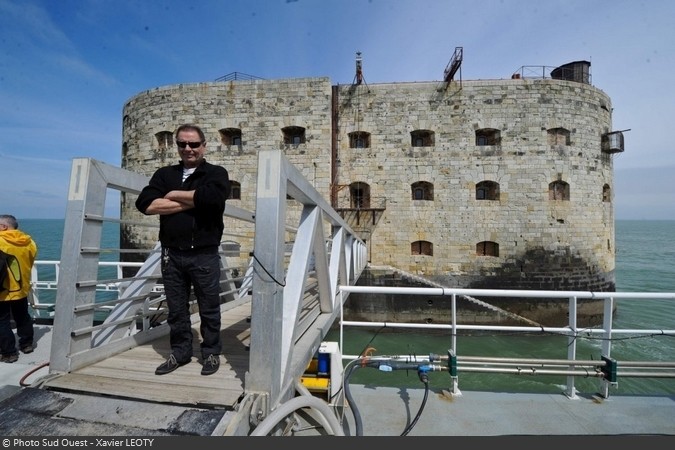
[400,373,429,436]
[342,362,364,436]
[345,359,434,436]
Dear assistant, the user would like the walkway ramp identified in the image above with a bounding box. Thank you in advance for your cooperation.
[41,299,251,408]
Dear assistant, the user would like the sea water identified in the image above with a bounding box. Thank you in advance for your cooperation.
[20,219,121,318]
[17,218,675,395]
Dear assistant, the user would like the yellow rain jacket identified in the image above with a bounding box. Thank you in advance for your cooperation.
[0,229,38,301]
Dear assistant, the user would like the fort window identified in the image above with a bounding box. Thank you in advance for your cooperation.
[219,128,242,146]
[476,180,500,200]
[229,180,241,200]
[547,127,571,146]
[155,131,173,150]
[411,240,433,256]
[476,241,499,257]
[410,130,434,147]
[602,184,611,202]
[349,131,371,148]
[282,126,306,145]
[411,181,434,201]
[350,182,370,209]
[475,128,500,146]
[549,180,570,200]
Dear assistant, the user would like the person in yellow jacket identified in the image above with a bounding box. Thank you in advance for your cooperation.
[0,214,38,363]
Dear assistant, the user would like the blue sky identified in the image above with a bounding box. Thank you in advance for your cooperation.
[1,0,674,220]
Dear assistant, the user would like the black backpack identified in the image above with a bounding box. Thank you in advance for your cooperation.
[0,250,8,292]
[0,250,21,292]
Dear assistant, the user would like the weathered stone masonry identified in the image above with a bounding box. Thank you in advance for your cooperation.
[120,65,619,326]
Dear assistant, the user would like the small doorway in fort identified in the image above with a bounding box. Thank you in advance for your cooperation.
[349,182,370,209]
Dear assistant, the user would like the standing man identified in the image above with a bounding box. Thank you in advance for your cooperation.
[136,124,230,376]
[0,214,38,363]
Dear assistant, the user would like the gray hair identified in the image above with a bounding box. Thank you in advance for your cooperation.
[0,214,18,229]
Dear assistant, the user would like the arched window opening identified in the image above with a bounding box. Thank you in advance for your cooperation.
[476,241,499,257]
[549,180,570,201]
[155,131,173,150]
[411,240,433,256]
[219,128,242,146]
[476,180,500,200]
[350,182,370,209]
[349,131,371,148]
[410,130,435,147]
[411,181,434,201]
[229,180,241,200]
[475,128,501,146]
[282,126,306,145]
[602,184,611,202]
[547,127,571,146]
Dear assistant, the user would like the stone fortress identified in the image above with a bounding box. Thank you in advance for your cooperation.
[120,50,626,325]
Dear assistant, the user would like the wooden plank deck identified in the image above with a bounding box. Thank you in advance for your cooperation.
[42,300,252,409]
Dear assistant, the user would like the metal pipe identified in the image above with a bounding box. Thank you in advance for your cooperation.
[340,320,675,337]
[618,371,675,378]
[459,367,604,377]
[458,356,605,366]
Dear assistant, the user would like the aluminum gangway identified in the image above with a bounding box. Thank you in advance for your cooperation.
[43,150,367,435]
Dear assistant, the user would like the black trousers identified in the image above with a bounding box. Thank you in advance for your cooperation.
[160,246,222,362]
[0,297,33,356]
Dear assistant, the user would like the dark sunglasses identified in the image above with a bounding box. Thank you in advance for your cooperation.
[176,140,203,149]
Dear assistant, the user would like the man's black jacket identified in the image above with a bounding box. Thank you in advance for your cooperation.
[135,160,230,250]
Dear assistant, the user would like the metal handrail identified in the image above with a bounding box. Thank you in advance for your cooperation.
[337,285,675,399]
